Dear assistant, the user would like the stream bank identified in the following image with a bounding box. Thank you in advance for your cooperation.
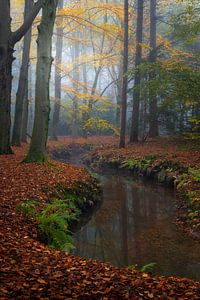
[51,139,200,241]
[51,142,200,280]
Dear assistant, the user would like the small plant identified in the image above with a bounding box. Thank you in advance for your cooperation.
[128,262,156,273]
[18,196,81,251]
[120,159,140,170]
[140,262,156,272]
[128,264,137,270]
[38,212,75,251]
[16,199,38,217]
[37,199,79,251]
[164,160,180,172]
[186,191,197,204]
[188,168,200,182]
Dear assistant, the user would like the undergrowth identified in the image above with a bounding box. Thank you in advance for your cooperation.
[17,195,81,251]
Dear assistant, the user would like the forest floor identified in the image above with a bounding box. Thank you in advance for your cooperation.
[0,138,200,299]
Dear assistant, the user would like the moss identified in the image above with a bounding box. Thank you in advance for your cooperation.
[23,149,48,163]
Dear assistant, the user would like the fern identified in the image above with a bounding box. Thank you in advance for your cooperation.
[120,156,156,171]
[120,159,139,169]
[37,199,80,251]
[16,199,38,217]
[188,168,200,182]
[18,197,80,251]
[140,262,156,272]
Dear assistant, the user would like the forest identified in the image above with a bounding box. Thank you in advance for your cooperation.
[0,0,200,299]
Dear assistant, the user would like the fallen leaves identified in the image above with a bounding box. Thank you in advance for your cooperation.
[0,141,199,299]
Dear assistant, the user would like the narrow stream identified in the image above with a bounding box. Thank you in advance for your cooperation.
[54,150,200,280]
[73,173,200,280]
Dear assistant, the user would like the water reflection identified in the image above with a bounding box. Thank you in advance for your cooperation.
[73,175,200,280]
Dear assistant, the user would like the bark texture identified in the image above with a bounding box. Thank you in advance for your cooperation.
[149,0,159,137]
[0,0,43,154]
[26,0,58,162]
[130,0,144,143]
[21,83,29,142]
[119,0,129,148]
[12,0,33,146]
[0,0,13,154]
[51,0,63,140]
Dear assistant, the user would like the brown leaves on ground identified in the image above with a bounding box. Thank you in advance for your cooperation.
[0,141,200,299]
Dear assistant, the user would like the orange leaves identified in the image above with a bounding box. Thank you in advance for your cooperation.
[0,140,200,299]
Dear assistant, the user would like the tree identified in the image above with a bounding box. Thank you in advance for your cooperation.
[25,0,58,162]
[130,0,144,143]
[12,0,33,146]
[119,0,129,148]
[51,0,64,140]
[0,0,44,155]
[149,0,159,137]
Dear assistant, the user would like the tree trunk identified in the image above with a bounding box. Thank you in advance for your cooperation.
[0,0,43,155]
[12,0,33,146]
[0,0,13,154]
[119,0,129,148]
[25,0,58,162]
[149,0,159,137]
[115,63,123,128]
[51,0,63,140]
[21,83,29,142]
[130,0,144,143]
[71,33,80,138]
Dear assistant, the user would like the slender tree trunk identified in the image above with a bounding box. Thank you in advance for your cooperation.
[119,0,129,148]
[0,0,13,154]
[72,33,80,138]
[149,0,159,137]
[51,0,63,140]
[88,67,101,113]
[130,0,144,143]
[81,51,88,137]
[12,0,33,146]
[115,63,123,128]
[25,0,58,162]
[21,83,29,142]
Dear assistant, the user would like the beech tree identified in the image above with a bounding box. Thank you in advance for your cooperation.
[12,0,33,146]
[25,0,58,162]
[130,0,144,143]
[0,0,44,155]
[51,0,64,140]
[149,0,159,137]
[119,0,129,148]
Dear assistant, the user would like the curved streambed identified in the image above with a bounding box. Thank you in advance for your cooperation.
[52,149,200,280]
[73,173,200,280]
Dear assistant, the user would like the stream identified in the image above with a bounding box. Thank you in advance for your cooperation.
[55,151,200,280]
[73,173,200,280]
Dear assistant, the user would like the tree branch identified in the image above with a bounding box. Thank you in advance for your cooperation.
[11,0,44,45]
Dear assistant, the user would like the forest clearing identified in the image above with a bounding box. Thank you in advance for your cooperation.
[1,0,200,298]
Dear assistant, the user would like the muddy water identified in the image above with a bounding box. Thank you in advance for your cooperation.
[73,174,200,280]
